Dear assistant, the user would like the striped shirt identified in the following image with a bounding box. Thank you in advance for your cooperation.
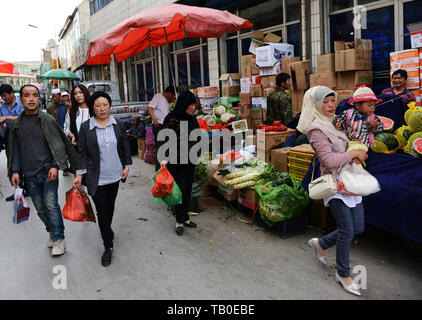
[334,109,384,147]
[381,87,415,105]
[77,116,130,186]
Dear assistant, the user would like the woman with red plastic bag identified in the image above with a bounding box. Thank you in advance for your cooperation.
[72,91,132,267]
[157,91,200,236]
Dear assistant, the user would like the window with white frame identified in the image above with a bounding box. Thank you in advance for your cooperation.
[225,0,301,73]
[167,38,209,90]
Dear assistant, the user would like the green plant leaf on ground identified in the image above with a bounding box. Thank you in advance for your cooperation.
[136,218,148,221]
[128,181,137,185]
[208,238,215,244]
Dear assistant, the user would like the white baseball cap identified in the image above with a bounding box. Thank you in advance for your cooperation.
[61,91,70,96]
[52,89,61,94]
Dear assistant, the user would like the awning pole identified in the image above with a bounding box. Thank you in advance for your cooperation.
[163,27,178,99]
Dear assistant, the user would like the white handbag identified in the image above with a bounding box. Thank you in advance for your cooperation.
[308,157,338,200]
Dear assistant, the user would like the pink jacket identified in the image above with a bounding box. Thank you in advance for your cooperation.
[307,123,352,177]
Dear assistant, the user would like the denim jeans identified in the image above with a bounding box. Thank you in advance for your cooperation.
[319,199,365,278]
[24,170,64,242]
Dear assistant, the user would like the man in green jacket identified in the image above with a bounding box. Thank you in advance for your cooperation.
[265,73,293,126]
[8,84,76,256]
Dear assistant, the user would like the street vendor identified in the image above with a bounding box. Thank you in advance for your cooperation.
[264,73,293,126]
[381,69,416,105]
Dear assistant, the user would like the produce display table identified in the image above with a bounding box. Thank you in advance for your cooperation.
[302,94,422,244]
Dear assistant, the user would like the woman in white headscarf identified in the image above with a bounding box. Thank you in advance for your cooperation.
[298,86,367,297]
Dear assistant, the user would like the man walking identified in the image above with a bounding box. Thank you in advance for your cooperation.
[127,116,145,156]
[147,85,177,170]
[8,84,76,256]
[264,73,293,126]
[47,88,71,175]
[0,84,25,201]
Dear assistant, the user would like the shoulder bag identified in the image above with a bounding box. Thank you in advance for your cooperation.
[308,157,338,200]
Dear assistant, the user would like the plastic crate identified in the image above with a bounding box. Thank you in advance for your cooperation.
[288,163,310,181]
[288,150,314,162]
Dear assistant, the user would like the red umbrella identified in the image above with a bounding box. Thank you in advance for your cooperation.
[0,60,14,74]
[85,3,252,65]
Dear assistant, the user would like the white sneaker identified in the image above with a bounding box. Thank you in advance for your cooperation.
[307,238,328,265]
[335,272,362,296]
[47,233,53,248]
[51,239,66,256]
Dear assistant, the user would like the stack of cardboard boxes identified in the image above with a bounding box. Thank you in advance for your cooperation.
[390,48,422,106]
[334,39,373,103]
[289,59,312,116]
[309,40,373,103]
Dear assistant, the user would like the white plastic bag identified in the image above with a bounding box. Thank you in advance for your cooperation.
[338,163,381,196]
[13,187,30,224]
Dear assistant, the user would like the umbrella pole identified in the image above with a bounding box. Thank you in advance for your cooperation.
[163,27,178,99]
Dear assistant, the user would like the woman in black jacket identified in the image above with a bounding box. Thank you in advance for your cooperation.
[158,90,200,236]
[72,91,132,267]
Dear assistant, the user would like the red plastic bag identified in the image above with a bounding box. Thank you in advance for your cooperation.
[151,168,174,198]
[62,188,89,222]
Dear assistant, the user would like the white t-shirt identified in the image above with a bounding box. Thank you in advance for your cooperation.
[64,108,91,135]
[149,93,170,125]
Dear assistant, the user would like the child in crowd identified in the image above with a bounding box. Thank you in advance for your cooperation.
[334,86,384,154]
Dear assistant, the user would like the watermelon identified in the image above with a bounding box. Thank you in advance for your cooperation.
[378,116,394,133]
[394,125,413,148]
[411,138,422,158]
[407,111,422,133]
[371,133,400,154]
[404,106,422,127]
[404,132,422,156]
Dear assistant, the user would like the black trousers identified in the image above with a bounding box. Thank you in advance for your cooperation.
[92,181,120,249]
[152,124,162,172]
[129,136,138,156]
[168,165,195,224]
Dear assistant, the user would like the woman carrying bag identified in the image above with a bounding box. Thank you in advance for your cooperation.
[158,91,200,236]
[72,91,132,267]
[297,86,367,296]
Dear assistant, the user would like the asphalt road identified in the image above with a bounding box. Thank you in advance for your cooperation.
[0,154,421,300]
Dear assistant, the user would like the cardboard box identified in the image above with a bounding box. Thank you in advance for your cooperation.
[263,87,275,98]
[196,86,219,98]
[250,84,263,97]
[270,147,292,173]
[334,41,345,51]
[290,60,312,91]
[335,50,346,72]
[390,49,420,70]
[410,89,422,106]
[337,71,373,90]
[251,97,267,109]
[220,73,241,87]
[251,119,263,131]
[255,43,294,67]
[249,31,265,54]
[261,75,277,88]
[138,137,146,159]
[354,39,372,50]
[222,86,240,97]
[241,55,256,67]
[251,108,263,120]
[336,89,355,103]
[239,92,251,105]
[260,61,282,76]
[281,57,301,74]
[317,54,335,73]
[257,147,271,163]
[256,128,296,150]
[344,49,372,71]
[238,187,258,210]
[390,68,420,89]
[240,78,251,93]
[238,103,251,117]
[290,143,315,154]
[291,89,305,114]
[310,72,338,89]
[241,65,252,78]
[264,32,282,43]
[213,170,237,201]
[240,115,252,129]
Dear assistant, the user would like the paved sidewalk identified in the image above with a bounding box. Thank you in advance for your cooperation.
[0,155,421,300]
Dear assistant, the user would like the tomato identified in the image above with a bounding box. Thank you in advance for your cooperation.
[265,126,273,132]
[258,124,266,129]
[273,121,281,127]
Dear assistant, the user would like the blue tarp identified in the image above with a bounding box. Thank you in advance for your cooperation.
[302,94,422,244]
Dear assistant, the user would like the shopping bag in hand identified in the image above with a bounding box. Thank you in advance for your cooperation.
[151,168,174,198]
[338,163,381,196]
[152,170,182,206]
[78,188,96,223]
[62,188,89,222]
[13,187,30,224]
